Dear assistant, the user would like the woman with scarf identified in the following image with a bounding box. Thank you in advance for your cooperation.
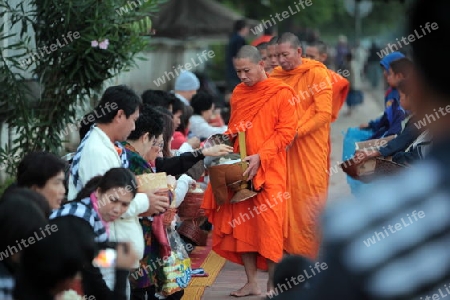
[122,104,231,300]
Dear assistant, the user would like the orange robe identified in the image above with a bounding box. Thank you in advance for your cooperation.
[328,69,350,122]
[201,77,297,270]
[271,59,332,260]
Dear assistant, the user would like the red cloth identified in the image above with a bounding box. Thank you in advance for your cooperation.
[152,215,171,258]
[171,131,187,150]
[208,114,225,127]
[251,35,273,46]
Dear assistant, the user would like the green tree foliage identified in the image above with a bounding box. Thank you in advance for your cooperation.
[319,0,407,39]
[0,0,165,176]
[218,0,408,37]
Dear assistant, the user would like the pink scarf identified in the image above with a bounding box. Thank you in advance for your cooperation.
[90,192,110,236]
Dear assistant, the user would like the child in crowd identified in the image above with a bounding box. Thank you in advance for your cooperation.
[380,51,405,108]
[355,76,421,160]
[359,57,414,139]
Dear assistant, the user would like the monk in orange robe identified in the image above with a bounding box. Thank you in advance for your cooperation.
[305,41,350,122]
[266,36,279,73]
[201,45,297,296]
[271,33,332,260]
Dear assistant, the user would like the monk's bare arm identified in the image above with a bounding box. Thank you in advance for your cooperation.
[297,69,332,137]
[258,88,298,162]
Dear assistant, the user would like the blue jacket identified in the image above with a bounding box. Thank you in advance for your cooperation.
[368,98,406,139]
[378,116,420,157]
[385,87,400,108]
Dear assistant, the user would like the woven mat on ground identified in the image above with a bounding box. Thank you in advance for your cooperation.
[182,234,226,300]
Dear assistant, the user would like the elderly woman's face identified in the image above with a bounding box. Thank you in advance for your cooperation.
[145,134,164,162]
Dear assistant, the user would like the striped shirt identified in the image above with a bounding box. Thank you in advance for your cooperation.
[50,197,108,242]
[304,136,450,300]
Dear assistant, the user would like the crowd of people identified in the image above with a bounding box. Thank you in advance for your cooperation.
[1,0,448,299]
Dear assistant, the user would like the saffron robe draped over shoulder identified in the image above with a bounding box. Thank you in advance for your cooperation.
[328,69,350,122]
[271,58,332,260]
[201,77,297,270]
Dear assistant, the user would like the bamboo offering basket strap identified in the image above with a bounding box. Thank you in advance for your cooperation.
[238,131,248,187]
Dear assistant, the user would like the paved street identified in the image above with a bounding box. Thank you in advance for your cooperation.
[201,82,385,300]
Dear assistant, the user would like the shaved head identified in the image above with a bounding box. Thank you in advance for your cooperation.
[256,42,271,72]
[276,32,302,70]
[256,42,268,51]
[233,46,266,86]
[235,45,262,64]
[268,36,278,46]
[277,32,301,49]
[305,41,328,63]
[266,36,279,70]
[309,40,327,55]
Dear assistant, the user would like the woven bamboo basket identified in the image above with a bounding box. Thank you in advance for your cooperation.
[178,191,205,220]
[177,219,208,246]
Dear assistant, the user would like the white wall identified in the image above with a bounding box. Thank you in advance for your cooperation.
[111,42,212,94]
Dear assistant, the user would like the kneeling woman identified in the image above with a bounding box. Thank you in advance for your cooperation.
[50,167,138,300]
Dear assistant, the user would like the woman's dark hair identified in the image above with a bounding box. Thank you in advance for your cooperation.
[14,216,97,299]
[74,168,137,202]
[154,107,174,158]
[172,97,185,115]
[177,104,193,135]
[127,103,164,141]
[0,188,49,256]
[191,91,214,115]
[17,151,67,189]
[141,89,175,110]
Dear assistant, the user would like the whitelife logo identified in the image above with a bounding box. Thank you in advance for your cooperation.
[19,31,80,67]
[376,22,438,58]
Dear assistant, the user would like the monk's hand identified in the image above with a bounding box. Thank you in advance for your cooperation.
[243,154,261,181]
[201,144,234,157]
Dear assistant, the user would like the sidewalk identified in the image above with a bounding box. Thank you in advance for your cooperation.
[201,83,385,299]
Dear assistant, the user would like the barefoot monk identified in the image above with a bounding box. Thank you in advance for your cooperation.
[201,45,297,297]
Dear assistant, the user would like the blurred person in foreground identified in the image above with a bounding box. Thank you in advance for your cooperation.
[0,189,50,300]
[201,45,297,297]
[297,1,450,299]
